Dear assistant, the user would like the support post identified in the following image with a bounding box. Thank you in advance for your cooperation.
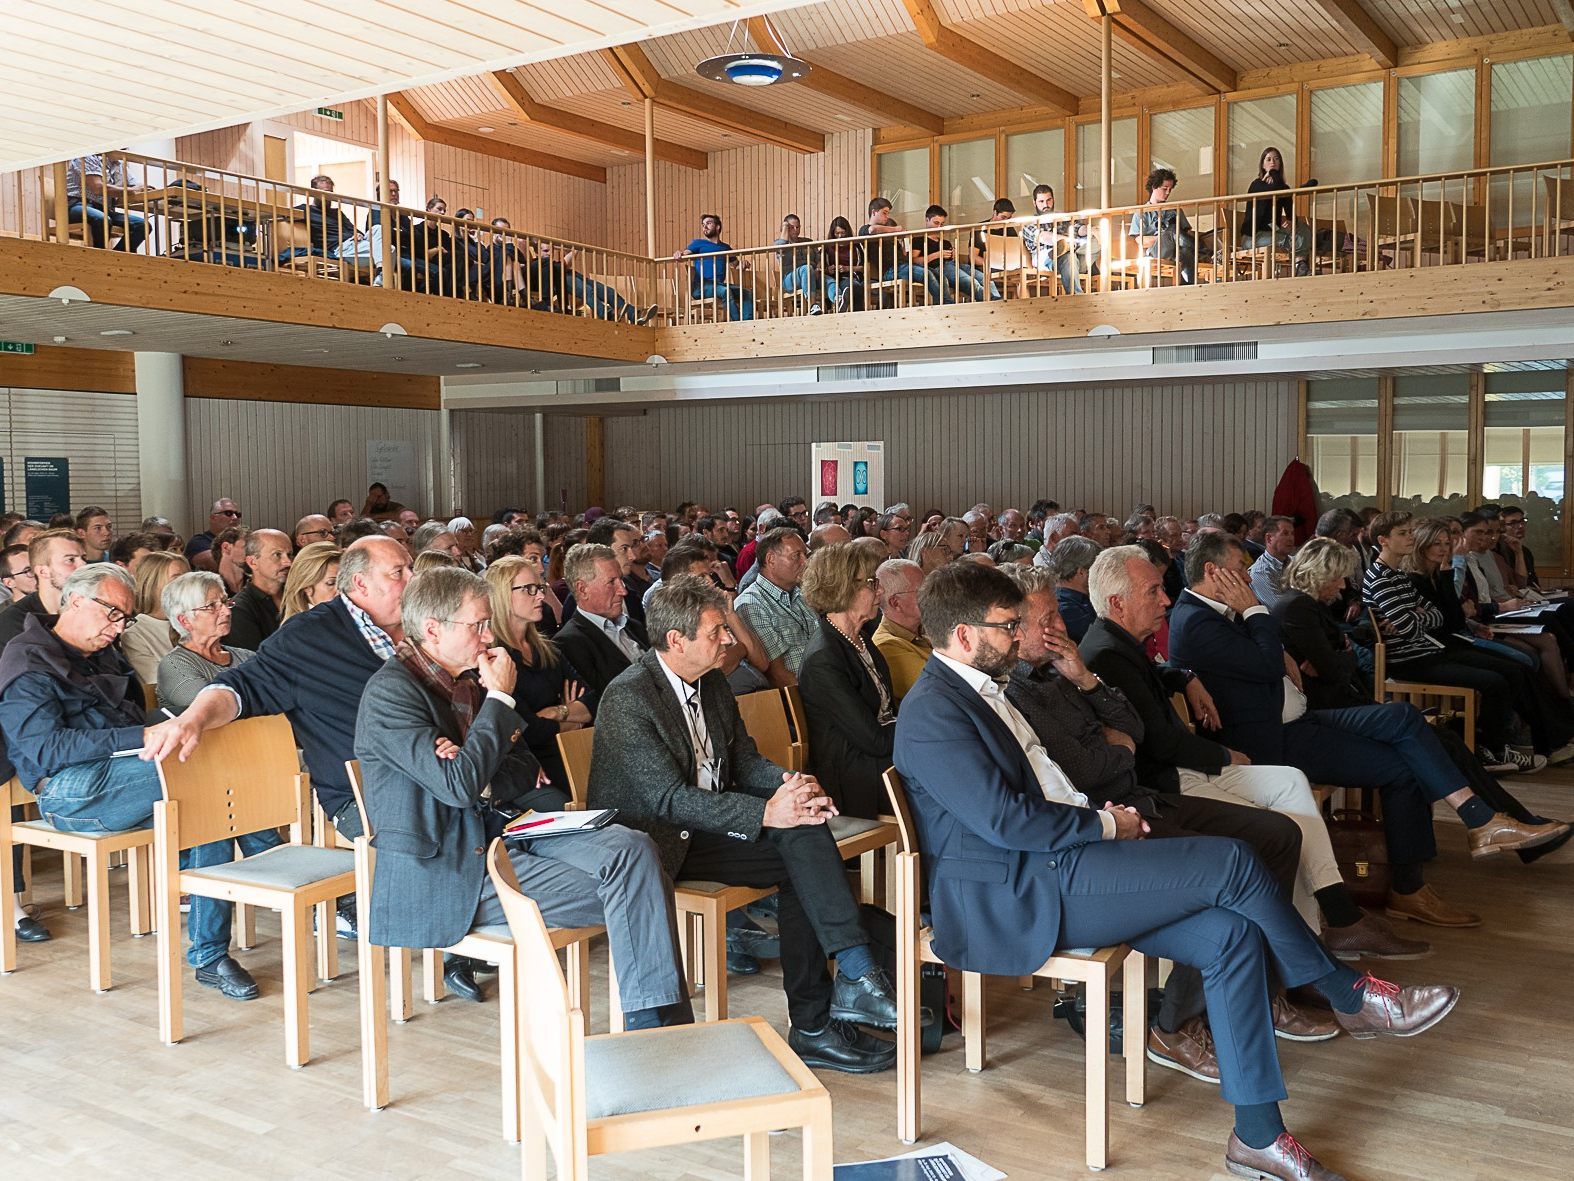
[586,416,605,509]
[1100,15,1112,209]
[532,412,547,514]
[376,94,393,283]
[644,97,657,257]
[133,353,187,529]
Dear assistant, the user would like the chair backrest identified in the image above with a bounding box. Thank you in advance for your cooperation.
[1367,191,1416,236]
[141,681,158,713]
[1542,173,1574,219]
[1413,196,1448,240]
[344,759,373,837]
[1364,606,1389,691]
[782,683,809,768]
[984,233,1032,272]
[487,839,583,1164]
[556,727,595,807]
[1171,692,1194,732]
[154,714,303,851]
[881,766,917,857]
[735,689,793,769]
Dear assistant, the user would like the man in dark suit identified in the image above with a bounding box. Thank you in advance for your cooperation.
[553,543,650,706]
[895,561,1457,1181]
[588,574,906,1074]
[1168,531,1536,930]
[353,567,689,1029]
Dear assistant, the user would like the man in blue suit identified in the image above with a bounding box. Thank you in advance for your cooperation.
[895,561,1458,1181]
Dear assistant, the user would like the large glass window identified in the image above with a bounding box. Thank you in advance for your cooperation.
[1398,68,1475,198]
[1488,54,1574,227]
[1307,378,1380,514]
[1484,369,1566,567]
[1150,106,1215,194]
[1006,127,1065,211]
[1075,116,1138,207]
[938,137,996,226]
[1309,82,1383,187]
[1392,374,1471,516]
[1228,94,1297,193]
[875,147,929,224]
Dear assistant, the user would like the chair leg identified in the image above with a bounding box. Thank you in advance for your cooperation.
[390,947,413,1022]
[701,903,727,1022]
[565,939,589,1022]
[282,902,311,1069]
[423,947,445,1002]
[802,1104,834,1181]
[963,971,986,1073]
[316,897,338,983]
[1122,952,1147,1108]
[87,847,112,993]
[63,851,83,909]
[236,902,256,950]
[859,850,876,905]
[359,929,388,1110]
[895,947,921,1145]
[497,951,521,1143]
[1084,970,1110,1171]
[155,816,183,1046]
[0,824,16,975]
[744,1129,771,1180]
[128,845,152,937]
[607,942,623,1033]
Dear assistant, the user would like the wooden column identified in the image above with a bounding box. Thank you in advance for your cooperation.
[644,97,657,257]
[51,161,70,245]
[375,95,393,282]
[586,416,606,508]
[1099,15,1112,209]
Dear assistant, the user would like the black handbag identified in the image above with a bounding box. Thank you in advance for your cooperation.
[1327,808,1390,908]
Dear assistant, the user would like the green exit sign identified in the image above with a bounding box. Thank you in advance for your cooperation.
[316,107,345,121]
[0,341,35,356]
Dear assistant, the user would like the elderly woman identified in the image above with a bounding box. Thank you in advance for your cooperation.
[157,571,255,715]
[280,541,340,621]
[988,539,1034,566]
[795,541,895,818]
[484,555,591,787]
[121,551,190,685]
[905,530,953,575]
[1049,535,1102,642]
[448,516,485,571]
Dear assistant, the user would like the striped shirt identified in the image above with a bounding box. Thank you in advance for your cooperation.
[1362,560,1445,663]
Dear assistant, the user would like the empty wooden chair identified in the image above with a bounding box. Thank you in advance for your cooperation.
[1541,174,1574,256]
[883,768,1146,1171]
[984,233,1058,298]
[487,840,834,1181]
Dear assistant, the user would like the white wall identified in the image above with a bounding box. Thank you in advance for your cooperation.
[0,389,141,527]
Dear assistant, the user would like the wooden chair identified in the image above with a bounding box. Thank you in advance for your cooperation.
[1169,691,1339,811]
[984,234,1058,298]
[882,768,1145,1169]
[487,841,834,1181]
[1103,234,1181,290]
[1365,191,1418,269]
[1,777,154,991]
[42,163,88,243]
[152,714,354,1068]
[1365,609,1476,751]
[1541,174,1574,256]
[345,761,603,1137]
[782,684,810,772]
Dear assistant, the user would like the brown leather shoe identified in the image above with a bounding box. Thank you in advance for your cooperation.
[1333,972,1459,1040]
[1469,813,1571,859]
[1226,1132,1348,1180]
[1146,1017,1220,1084]
[1271,993,1340,1042]
[1384,884,1482,928]
[1322,910,1432,959]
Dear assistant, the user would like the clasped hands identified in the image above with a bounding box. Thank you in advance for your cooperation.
[763,772,837,829]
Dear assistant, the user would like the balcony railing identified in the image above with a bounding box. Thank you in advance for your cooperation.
[4,150,1573,330]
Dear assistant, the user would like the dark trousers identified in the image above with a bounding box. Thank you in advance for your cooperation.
[679,824,864,1030]
[1141,795,1304,1030]
[1391,644,1567,753]
[1057,835,1339,1105]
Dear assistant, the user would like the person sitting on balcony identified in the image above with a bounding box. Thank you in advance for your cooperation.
[912,205,993,302]
[971,197,1021,288]
[291,175,357,261]
[64,154,149,253]
[1130,167,1197,286]
[822,216,865,312]
[1240,146,1311,277]
[676,213,754,321]
[485,216,520,303]
[450,208,488,300]
[411,195,456,296]
[358,180,428,292]
[527,240,655,324]
[774,213,823,315]
[859,197,942,305]
[1019,185,1087,295]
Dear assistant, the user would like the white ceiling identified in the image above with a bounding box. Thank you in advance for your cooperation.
[0,0,815,170]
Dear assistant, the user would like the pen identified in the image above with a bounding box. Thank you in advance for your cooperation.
[510,817,554,831]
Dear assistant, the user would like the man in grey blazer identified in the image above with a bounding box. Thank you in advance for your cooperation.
[588,574,907,1074]
[354,567,690,1028]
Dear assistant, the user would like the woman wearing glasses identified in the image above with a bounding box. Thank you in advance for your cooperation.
[156,571,255,715]
[484,555,590,789]
[121,551,191,686]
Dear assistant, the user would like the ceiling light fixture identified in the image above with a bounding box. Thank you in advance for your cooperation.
[477,125,495,133]
[48,285,90,305]
[696,18,809,87]
[455,362,483,369]
[99,328,134,337]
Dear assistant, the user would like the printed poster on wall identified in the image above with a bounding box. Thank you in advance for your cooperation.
[366,440,418,509]
[820,460,840,496]
[809,442,884,510]
[24,457,69,519]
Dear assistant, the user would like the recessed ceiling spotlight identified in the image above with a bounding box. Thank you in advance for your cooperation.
[99,328,133,337]
[477,125,495,133]
[392,355,406,362]
[455,361,483,369]
[303,348,329,354]
[52,335,67,343]
[219,339,234,346]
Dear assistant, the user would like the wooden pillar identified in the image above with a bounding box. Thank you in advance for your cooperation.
[1099,15,1112,209]
[51,161,70,245]
[375,95,393,282]
[644,98,657,257]
[586,416,605,508]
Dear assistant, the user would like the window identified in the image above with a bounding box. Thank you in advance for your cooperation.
[1228,94,1297,193]
[938,137,996,225]
[1398,68,1475,197]
[1488,54,1574,226]
[1392,374,1471,516]
[1484,370,1566,567]
[1075,116,1137,207]
[1309,82,1383,188]
[1306,378,1380,514]
[1006,127,1065,211]
[875,147,929,223]
[1150,106,1215,194]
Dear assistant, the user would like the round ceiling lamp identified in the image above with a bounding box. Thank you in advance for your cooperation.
[695,19,810,88]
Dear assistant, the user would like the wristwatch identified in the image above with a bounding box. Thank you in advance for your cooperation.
[556,704,569,722]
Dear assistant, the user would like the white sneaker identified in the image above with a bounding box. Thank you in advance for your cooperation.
[808,302,822,315]
[1547,741,1574,766]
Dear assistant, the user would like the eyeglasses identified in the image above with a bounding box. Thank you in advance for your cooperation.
[92,597,136,626]
[969,618,1022,637]
[511,584,547,597]
[299,529,333,541]
[441,617,493,636]
[215,509,242,518]
[2,565,31,579]
[862,576,880,588]
[192,597,236,615]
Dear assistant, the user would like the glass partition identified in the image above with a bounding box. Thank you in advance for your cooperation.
[1006,127,1065,211]
[1306,377,1381,514]
[875,147,930,224]
[1392,373,1471,517]
[1309,82,1383,187]
[1228,94,1298,192]
[1075,116,1138,208]
[939,137,997,225]
[1489,54,1574,227]
[1398,68,1475,198]
[1484,369,1567,568]
[1150,106,1216,195]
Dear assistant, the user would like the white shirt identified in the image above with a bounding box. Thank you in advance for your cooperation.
[657,654,719,791]
[1185,589,1306,723]
[579,607,644,661]
[934,651,1114,839]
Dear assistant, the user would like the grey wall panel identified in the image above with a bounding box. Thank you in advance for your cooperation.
[0,388,141,528]
[452,408,537,519]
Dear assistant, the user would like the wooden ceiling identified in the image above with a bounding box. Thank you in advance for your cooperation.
[395,0,1574,174]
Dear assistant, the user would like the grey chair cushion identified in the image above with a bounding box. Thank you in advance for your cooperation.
[584,1022,800,1120]
[828,816,884,840]
[187,844,353,890]
[16,820,147,842]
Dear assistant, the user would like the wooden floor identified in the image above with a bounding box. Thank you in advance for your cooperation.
[3,775,1572,1180]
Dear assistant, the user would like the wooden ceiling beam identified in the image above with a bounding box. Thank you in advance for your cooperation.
[1312,0,1397,69]
[486,71,708,171]
[601,44,825,154]
[387,92,606,183]
[900,0,1078,115]
[1082,0,1237,93]
[745,17,944,134]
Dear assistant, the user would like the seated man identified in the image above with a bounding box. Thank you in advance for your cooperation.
[1048,535,1101,641]
[675,214,754,322]
[872,558,931,703]
[65,154,148,252]
[912,205,992,302]
[290,175,357,261]
[1019,184,1087,295]
[353,567,690,1029]
[859,197,941,304]
[774,213,823,315]
[896,561,1457,1181]
[1130,167,1197,286]
[553,543,649,703]
[0,565,278,999]
[1169,530,1565,928]
[1248,515,1296,609]
[588,575,909,1073]
[225,528,291,651]
[733,526,817,685]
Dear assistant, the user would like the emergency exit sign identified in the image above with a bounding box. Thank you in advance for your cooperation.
[0,341,35,355]
[315,107,345,121]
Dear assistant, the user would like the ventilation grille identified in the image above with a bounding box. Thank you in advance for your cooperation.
[554,377,622,395]
[817,362,898,382]
[1152,342,1259,364]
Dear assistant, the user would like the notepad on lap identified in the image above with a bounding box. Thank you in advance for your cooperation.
[503,808,618,840]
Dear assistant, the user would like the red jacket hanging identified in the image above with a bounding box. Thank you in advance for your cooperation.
[1272,459,1320,544]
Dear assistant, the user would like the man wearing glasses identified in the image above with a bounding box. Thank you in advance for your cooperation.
[0,564,281,999]
[0,544,37,612]
[293,514,336,551]
[186,498,242,569]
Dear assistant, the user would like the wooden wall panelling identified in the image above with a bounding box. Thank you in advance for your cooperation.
[543,414,590,514]
[422,141,606,243]
[0,388,141,527]
[180,359,439,410]
[0,346,134,393]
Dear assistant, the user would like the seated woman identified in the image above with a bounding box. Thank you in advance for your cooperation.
[280,541,341,622]
[157,571,255,715]
[484,555,591,789]
[1239,145,1311,276]
[1407,517,1540,673]
[121,551,190,686]
[795,541,896,818]
[822,217,865,313]
[1273,539,1569,864]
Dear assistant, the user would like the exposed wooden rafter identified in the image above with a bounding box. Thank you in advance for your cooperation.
[387,92,606,183]
[485,71,708,171]
[744,17,944,134]
[900,0,1079,115]
[1312,0,1398,69]
[601,44,825,154]
[1082,0,1238,93]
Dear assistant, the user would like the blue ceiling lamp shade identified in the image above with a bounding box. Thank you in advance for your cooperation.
[695,19,810,88]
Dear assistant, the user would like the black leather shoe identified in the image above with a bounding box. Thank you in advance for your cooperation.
[830,967,931,1030]
[726,947,761,975]
[444,958,486,1002]
[195,954,259,1001]
[788,1019,896,1074]
[14,916,51,943]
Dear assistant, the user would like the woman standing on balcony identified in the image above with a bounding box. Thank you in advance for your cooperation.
[1240,146,1312,276]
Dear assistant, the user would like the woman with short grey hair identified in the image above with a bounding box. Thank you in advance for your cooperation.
[157,571,255,714]
[988,540,1034,566]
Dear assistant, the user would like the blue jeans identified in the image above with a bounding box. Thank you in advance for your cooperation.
[935,260,996,301]
[65,202,147,252]
[36,756,282,968]
[694,279,754,321]
[884,262,942,303]
[572,273,634,322]
[783,263,822,307]
[825,274,863,310]
[1033,243,1083,294]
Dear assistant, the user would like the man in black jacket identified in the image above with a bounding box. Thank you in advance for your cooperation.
[553,543,650,703]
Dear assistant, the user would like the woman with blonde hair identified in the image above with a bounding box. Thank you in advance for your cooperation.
[905,530,953,574]
[121,550,191,685]
[280,541,341,621]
